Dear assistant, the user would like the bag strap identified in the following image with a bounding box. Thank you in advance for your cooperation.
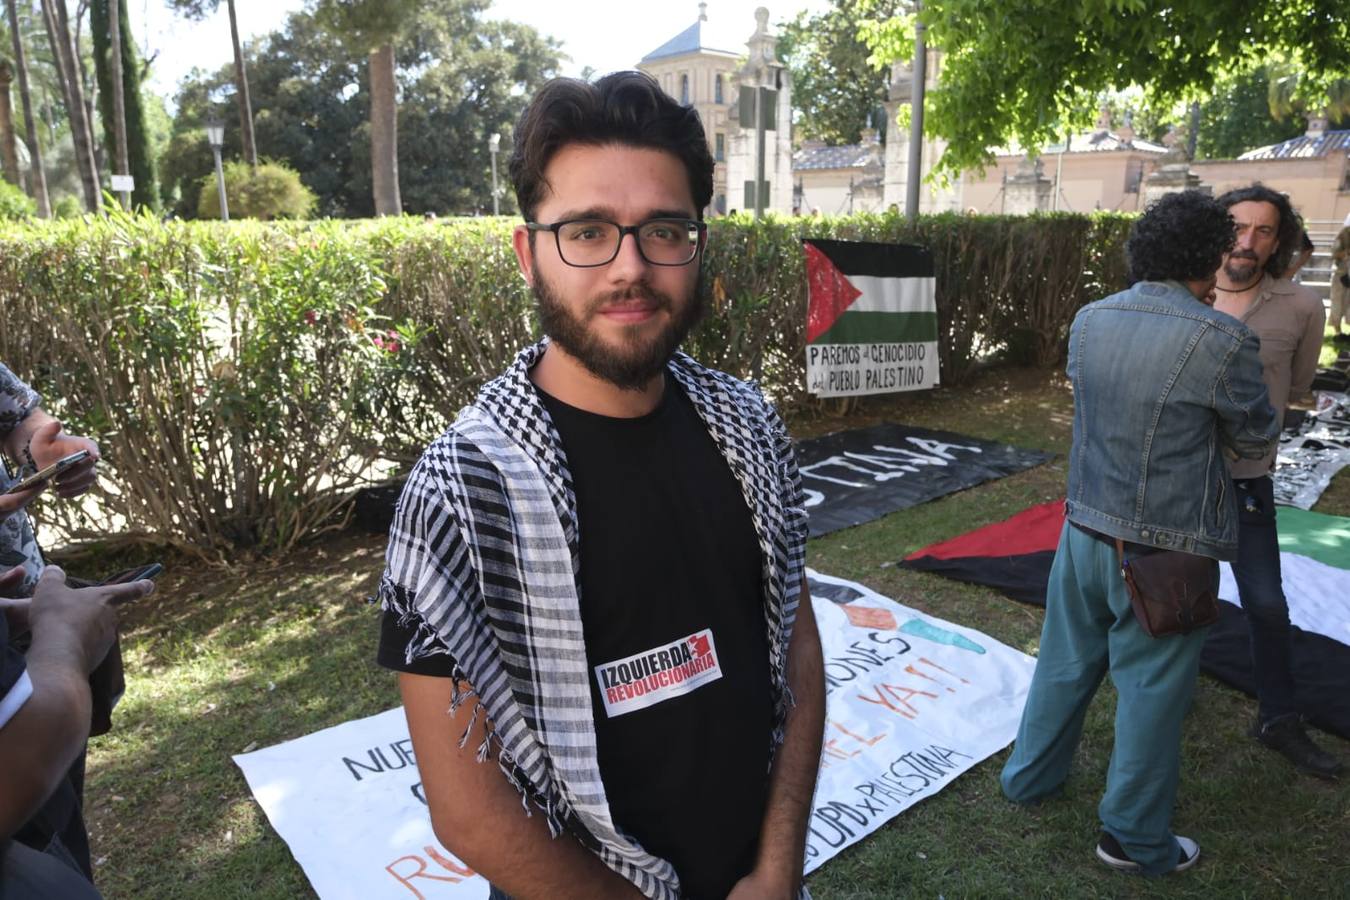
[1114,538,1127,575]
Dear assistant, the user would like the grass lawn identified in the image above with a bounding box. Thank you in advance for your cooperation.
[75,351,1350,899]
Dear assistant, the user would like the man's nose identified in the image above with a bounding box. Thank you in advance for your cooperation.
[607,230,648,280]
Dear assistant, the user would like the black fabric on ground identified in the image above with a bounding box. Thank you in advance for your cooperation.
[1200,600,1350,740]
[797,424,1050,536]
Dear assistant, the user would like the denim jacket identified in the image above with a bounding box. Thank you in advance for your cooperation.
[1065,280,1279,561]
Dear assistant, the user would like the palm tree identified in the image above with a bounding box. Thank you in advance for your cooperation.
[40,0,99,210]
[315,0,420,216]
[1268,66,1350,125]
[5,0,50,215]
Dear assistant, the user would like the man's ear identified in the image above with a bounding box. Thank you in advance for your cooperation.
[512,225,535,286]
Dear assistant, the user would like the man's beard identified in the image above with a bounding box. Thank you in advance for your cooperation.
[532,266,705,391]
[1223,250,1261,284]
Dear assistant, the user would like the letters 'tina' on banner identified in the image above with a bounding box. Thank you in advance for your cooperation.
[803,239,939,398]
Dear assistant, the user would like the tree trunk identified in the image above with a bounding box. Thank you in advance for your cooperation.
[368,43,401,216]
[5,1,51,216]
[40,0,100,211]
[107,0,129,207]
[226,0,257,168]
[0,62,20,187]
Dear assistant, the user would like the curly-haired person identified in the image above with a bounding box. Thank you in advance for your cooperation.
[1002,190,1280,875]
[1210,185,1340,779]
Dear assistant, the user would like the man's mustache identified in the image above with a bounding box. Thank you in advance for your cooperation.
[1229,250,1259,261]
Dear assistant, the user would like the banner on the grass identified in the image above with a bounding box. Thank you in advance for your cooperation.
[804,239,938,398]
[801,570,1034,871]
[235,575,1034,898]
[798,424,1051,536]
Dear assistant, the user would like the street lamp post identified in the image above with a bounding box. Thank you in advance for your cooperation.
[488,132,501,216]
[206,118,229,222]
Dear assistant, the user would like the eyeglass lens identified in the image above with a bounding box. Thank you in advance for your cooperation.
[556,219,699,266]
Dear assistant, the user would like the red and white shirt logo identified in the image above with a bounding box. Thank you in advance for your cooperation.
[594,629,723,718]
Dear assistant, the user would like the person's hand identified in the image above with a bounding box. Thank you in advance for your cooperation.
[0,481,46,519]
[726,867,798,900]
[0,564,29,632]
[26,420,100,499]
[27,566,153,675]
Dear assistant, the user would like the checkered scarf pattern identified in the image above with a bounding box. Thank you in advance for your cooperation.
[379,339,809,898]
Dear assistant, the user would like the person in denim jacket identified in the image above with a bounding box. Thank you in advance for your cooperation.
[1001,191,1279,875]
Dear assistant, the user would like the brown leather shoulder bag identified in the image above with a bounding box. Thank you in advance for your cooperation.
[1115,539,1220,637]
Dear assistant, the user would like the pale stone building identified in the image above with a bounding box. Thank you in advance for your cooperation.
[638,4,794,215]
[792,131,886,215]
[960,108,1169,214]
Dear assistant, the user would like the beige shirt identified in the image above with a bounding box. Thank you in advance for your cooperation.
[1226,274,1326,479]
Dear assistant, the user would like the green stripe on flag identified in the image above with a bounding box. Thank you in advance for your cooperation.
[811,311,938,345]
[1277,507,1350,570]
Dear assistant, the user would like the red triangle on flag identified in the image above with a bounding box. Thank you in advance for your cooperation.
[805,242,863,343]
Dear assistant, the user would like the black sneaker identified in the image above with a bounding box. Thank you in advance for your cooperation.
[1096,831,1199,874]
[1251,716,1345,780]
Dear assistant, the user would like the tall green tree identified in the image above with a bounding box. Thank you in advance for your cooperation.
[160,0,561,218]
[779,0,900,145]
[1194,67,1307,160]
[39,0,99,210]
[91,0,157,209]
[862,0,1350,176]
[165,0,257,167]
[314,0,420,216]
[3,0,49,214]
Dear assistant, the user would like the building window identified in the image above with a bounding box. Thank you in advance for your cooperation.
[681,74,690,104]
[715,193,726,215]
[715,133,725,161]
[715,74,724,104]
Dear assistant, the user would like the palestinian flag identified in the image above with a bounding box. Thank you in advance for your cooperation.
[900,501,1350,739]
[803,239,938,398]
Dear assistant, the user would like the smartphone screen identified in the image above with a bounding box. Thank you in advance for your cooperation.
[101,563,164,585]
[4,449,91,495]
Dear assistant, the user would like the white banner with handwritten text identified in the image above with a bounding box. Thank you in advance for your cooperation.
[234,572,1034,897]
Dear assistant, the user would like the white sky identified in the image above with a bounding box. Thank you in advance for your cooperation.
[139,0,829,101]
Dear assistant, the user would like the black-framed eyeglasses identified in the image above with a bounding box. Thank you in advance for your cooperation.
[525,217,706,268]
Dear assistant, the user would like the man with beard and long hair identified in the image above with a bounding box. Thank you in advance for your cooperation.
[375,71,824,900]
[1211,185,1342,780]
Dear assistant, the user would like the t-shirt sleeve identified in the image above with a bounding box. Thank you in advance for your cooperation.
[0,362,41,442]
[374,447,473,677]
[0,616,33,730]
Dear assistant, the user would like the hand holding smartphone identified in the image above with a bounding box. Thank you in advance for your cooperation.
[4,449,92,495]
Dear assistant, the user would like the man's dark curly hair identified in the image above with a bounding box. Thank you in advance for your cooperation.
[508,71,715,222]
[1215,183,1303,278]
[1126,191,1235,285]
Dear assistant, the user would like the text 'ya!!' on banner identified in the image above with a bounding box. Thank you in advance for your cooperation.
[802,570,1033,869]
[803,239,939,398]
[234,574,1034,897]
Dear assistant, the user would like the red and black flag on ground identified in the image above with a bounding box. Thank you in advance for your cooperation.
[899,501,1350,739]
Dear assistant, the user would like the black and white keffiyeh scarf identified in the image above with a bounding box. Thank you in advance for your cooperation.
[379,339,809,899]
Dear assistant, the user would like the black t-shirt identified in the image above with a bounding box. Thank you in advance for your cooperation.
[379,378,771,898]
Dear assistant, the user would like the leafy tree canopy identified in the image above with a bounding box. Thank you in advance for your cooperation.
[779,0,901,146]
[861,0,1350,176]
[160,0,562,217]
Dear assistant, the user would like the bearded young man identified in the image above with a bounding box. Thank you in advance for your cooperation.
[1212,185,1343,780]
[376,72,824,900]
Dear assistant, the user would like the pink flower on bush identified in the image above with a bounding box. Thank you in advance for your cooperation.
[373,331,400,353]
[304,309,318,326]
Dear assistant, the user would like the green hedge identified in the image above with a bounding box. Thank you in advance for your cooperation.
[0,209,1131,553]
